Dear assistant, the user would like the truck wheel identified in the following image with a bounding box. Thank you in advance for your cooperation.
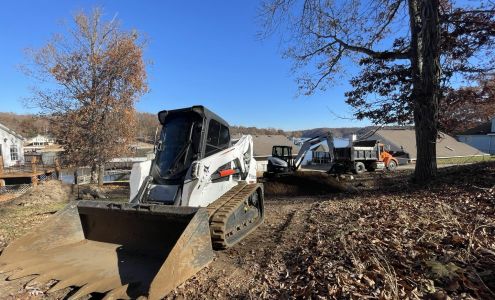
[353,162,366,174]
[387,160,397,171]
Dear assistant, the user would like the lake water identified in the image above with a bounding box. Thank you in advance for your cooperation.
[59,169,130,184]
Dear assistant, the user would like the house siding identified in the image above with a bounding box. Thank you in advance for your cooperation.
[457,117,495,155]
[457,135,495,155]
[0,126,25,167]
[255,156,269,177]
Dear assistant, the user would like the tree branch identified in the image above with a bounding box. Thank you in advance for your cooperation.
[297,41,338,60]
[332,35,411,60]
[369,0,404,45]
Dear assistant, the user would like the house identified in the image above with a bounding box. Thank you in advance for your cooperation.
[251,135,300,175]
[26,134,55,146]
[0,122,25,168]
[311,144,332,164]
[24,134,55,153]
[362,128,485,163]
[457,117,495,155]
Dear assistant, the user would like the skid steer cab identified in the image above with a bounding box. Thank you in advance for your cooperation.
[0,106,264,300]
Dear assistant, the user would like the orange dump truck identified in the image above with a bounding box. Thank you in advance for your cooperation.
[331,140,398,174]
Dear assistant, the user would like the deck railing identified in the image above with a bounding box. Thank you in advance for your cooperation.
[0,155,59,175]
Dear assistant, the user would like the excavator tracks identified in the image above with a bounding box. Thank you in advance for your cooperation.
[207,182,264,249]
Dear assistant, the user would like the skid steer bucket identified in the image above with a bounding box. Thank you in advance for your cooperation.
[0,200,214,299]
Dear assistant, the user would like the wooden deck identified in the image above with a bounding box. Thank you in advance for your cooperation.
[0,156,59,185]
[0,168,56,179]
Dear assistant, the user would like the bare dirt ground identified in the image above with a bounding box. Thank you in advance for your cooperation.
[0,163,494,300]
[167,163,495,300]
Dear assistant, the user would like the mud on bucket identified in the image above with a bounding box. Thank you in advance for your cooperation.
[0,200,214,300]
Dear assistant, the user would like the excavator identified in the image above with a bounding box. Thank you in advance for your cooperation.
[265,134,333,177]
[0,106,264,299]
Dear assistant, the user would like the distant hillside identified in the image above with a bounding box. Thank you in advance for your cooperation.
[230,126,288,137]
[231,126,369,138]
[0,111,380,141]
[135,112,160,142]
[0,112,49,138]
[0,112,160,141]
[294,127,363,138]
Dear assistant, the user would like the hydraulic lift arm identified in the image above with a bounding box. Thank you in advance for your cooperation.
[293,133,334,170]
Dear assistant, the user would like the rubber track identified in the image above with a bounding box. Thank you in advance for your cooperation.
[207,183,262,249]
[206,182,247,217]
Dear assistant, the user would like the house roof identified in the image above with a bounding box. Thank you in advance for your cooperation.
[252,135,300,157]
[312,144,330,152]
[363,128,486,159]
[40,144,65,152]
[0,122,24,140]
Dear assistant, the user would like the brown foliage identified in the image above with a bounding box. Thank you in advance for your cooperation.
[440,76,495,134]
[24,8,148,182]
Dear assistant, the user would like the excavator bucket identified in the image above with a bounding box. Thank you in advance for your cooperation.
[0,200,214,299]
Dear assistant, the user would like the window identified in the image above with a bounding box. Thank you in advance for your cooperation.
[206,120,230,155]
[219,125,230,146]
[10,145,19,161]
[206,119,220,147]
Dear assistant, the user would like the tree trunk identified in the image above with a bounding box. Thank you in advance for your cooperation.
[91,163,98,184]
[409,0,441,183]
[98,163,105,186]
[74,169,78,185]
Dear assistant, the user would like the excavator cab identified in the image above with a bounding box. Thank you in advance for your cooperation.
[266,145,294,176]
[272,146,293,165]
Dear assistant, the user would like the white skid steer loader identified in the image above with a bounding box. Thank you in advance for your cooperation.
[0,106,264,299]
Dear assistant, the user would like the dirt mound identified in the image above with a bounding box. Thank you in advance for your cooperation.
[11,180,72,207]
[0,180,71,254]
[75,183,129,202]
[264,171,349,196]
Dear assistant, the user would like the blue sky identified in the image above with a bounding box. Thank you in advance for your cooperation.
[0,0,369,130]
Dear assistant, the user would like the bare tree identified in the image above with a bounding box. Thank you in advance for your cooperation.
[24,8,148,185]
[261,0,495,182]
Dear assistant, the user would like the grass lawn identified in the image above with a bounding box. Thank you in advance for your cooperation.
[437,155,494,164]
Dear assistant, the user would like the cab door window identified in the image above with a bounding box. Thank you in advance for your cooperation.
[206,120,230,155]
